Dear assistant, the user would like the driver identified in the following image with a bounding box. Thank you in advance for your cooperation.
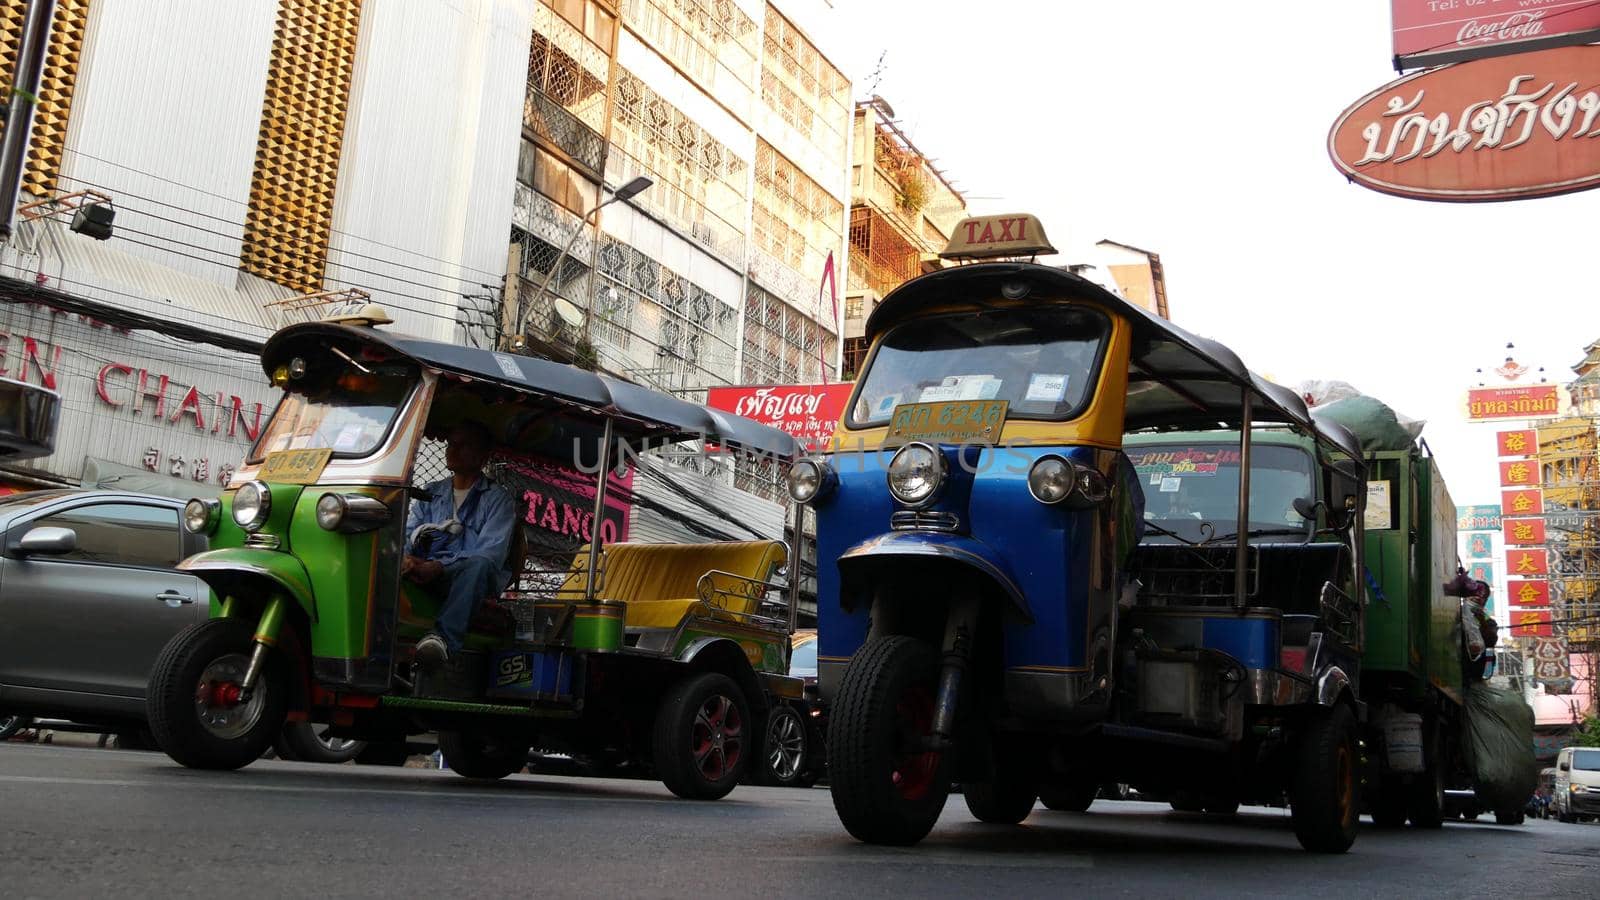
[405,421,517,669]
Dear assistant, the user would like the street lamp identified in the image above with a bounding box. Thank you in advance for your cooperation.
[513,175,652,350]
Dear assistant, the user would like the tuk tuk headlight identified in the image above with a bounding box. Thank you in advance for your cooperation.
[1027,456,1075,504]
[315,492,391,533]
[232,481,271,532]
[786,458,835,504]
[183,498,221,535]
[887,442,945,507]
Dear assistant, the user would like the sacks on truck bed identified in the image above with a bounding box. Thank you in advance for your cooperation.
[1462,682,1539,813]
[1297,381,1425,453]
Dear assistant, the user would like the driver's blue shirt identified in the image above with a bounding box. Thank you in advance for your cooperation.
[405,474,517,588]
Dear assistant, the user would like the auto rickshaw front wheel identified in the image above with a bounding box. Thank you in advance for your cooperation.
[827,635,950,845]
[437,730,528,779]
[653,672,751,800]
[1289,703,1359,853]
[147,619,288,771]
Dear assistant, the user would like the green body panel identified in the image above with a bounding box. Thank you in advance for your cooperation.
[571,606,623,651]
[188,547,316,617]
[286,485,385,660]
[1361,450,1461,706]
[674,626,787,674]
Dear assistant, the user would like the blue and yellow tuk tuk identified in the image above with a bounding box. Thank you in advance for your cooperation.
[790,215,1368,852]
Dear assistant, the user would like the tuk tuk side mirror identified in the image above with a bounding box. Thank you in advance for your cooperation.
[1560,762,1571,771]
[16,526,78,555]
[1292,497,1322,521]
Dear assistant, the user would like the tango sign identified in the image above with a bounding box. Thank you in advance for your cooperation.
[1329,45,1600,201]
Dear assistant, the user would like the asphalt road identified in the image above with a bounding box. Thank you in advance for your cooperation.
[1,743,1595,899]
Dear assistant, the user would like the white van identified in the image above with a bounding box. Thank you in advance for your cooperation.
[1553,747,1600,823]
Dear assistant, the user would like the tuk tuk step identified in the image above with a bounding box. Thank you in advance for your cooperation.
[380,695,543,717]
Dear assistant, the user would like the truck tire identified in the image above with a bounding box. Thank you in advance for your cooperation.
[147,619,288,771]
[1407,724,1445,829]
[1371,777,1408,828]
[827,635,950,845]
[653,672,750,800]
[1290,703,1359,853]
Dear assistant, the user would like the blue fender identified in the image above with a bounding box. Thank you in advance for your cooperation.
[837,531,1031,623]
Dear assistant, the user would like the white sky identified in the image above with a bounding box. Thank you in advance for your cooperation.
[829,1,1593,508]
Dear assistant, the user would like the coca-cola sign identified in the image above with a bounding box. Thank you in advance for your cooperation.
[1329,45,1600,201]
[1392,1,1600,69]
[705,383,853,452]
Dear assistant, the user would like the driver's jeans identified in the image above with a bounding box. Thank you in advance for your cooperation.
[425,557,502,651]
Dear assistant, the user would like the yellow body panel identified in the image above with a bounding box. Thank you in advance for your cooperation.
[561,541,787,630]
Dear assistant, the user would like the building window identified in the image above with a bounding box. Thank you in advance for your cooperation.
[760,4,850,162]
[529,7,610,135]
[842,337,869,380]
[844,295,863,321]
[518,139,599,216]
[620,0,759,102]
[542,0,615,51]
[751,139,843,275]
[743,284,836,385]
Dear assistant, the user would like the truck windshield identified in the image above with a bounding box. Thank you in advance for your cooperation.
[249,363,418,462]
[1575,749,1600,771]
[849,307,1107,426]
[1129,442,1316,542]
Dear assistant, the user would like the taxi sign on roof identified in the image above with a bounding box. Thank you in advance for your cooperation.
[940,213,1056,260]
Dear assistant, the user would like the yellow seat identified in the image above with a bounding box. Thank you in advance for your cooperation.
[559,541,786,630]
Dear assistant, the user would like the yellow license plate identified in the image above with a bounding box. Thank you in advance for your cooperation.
[259,448,333,484]
[886,400,1008,444]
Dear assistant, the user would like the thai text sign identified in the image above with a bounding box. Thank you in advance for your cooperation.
[1510,579,1551,606]
[1459,504,1502,530]
[1330,46,1600,201]
[1502,488,1543,515]
[1496,428,1538,456]
[1391,1,1600,68]
[705,383,852,453]
[1510,607,1553,638]
[1499,459,1540,487]
[1467,385,1561,421]
[1504,517,1547,545]
[1508,547,1549,575]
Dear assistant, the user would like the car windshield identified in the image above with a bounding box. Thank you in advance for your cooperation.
[1129,441,1316,542]
[249,362,418,462]
[850,306,1108,426]
[790,639,818,678]
[1575,749,1600,771]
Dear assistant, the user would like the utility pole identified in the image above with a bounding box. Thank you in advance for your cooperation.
[0,0,58,242]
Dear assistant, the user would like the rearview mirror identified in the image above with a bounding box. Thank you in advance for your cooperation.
[1292,497,1322,521]
[17,526,77,555]
[1561,762,1571,772]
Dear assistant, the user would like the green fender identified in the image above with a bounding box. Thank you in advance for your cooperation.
[179,548,317,622]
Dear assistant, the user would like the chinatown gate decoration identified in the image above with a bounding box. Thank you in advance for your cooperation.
[1328,45,1600,202]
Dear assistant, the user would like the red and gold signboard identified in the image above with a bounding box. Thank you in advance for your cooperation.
[1391,0,1600,69]
[1510,607,1554,638]
[1330,46,1600,202]
[1499,459,1540,487]
[704,383,853,453]
[1496,429,1538,457]
[1467,385,1562,422]
[1510,579,1551,607]
[1504,517,1547,545]
[1508,548,1549,576]
[1502,488,1544,516]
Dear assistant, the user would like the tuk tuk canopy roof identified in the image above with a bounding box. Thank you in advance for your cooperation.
[261,322,799,459]
[865,264,1356,459]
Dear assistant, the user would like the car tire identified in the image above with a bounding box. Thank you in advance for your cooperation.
[146,619,288,771]
[276,723,368,764]
[762,704,809,787]
[0,714,35,741]
[354,740,412,766]
[1290,703,1359,854]
[1039,781,1097,812]
[437,730,528,779]
[653,672,751,800]
[827,635,950,845]
[964,774,1038,824]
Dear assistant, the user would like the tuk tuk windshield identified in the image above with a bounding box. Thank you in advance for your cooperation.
[1130,442,1315,541]
[850,307,1107,426]
[250,362,419,462]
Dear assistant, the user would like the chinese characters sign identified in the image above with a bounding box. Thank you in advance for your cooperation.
[1468,561,1496,584]
[1466,532,1493,559]
[1496,429,1537,457]
[1499,459,1539,487]
[1502,488,1543,516]
[1510,607,1553,638]
[1508,548,1549,575]
[1510,579,1551,606]
[1504,517,1547,545]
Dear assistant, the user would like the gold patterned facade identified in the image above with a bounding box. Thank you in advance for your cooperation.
[0,0,90,197]
[239,0,363,293]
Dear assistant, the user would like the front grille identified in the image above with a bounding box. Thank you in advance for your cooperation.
[245,533,281,550]
[890,510,961,532]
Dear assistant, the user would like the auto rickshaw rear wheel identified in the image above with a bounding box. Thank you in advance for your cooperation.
[437,730,528,779]
[1290,703,1359,853]
[964,776,1038,824]
[827,635,950,845]
[653,671,751,800]
[147,618,288,771]
[1038,780,1097,812]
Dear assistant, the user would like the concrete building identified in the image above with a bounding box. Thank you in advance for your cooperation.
[839,97,965,377]
[1093,239,1170,319]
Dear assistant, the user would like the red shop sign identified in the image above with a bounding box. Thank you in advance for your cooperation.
[705,383,853,453]
[1391,0,1600,69]
[1508,548,1549,576]
[1509,579,1551,607]
[1502,488,1543,516]
[1504,517,1546,545]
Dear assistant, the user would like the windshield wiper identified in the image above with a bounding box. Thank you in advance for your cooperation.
[1205,527,1312,543]
[1141,519,1202,547]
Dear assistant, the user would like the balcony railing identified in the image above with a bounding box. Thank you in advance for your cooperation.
[525,90,606,175]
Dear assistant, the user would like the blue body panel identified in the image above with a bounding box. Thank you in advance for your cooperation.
[1134,611,1281,671]
[815,444,1104,672]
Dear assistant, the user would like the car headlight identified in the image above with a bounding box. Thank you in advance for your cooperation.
[315,492,391,533]
[183,498,221,535]
[232,480,271,532]
[1028,456,1110,507]
[887,442,945,507]
[786,458,835,504]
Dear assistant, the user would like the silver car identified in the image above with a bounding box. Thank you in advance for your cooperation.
[0,490,385,763]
